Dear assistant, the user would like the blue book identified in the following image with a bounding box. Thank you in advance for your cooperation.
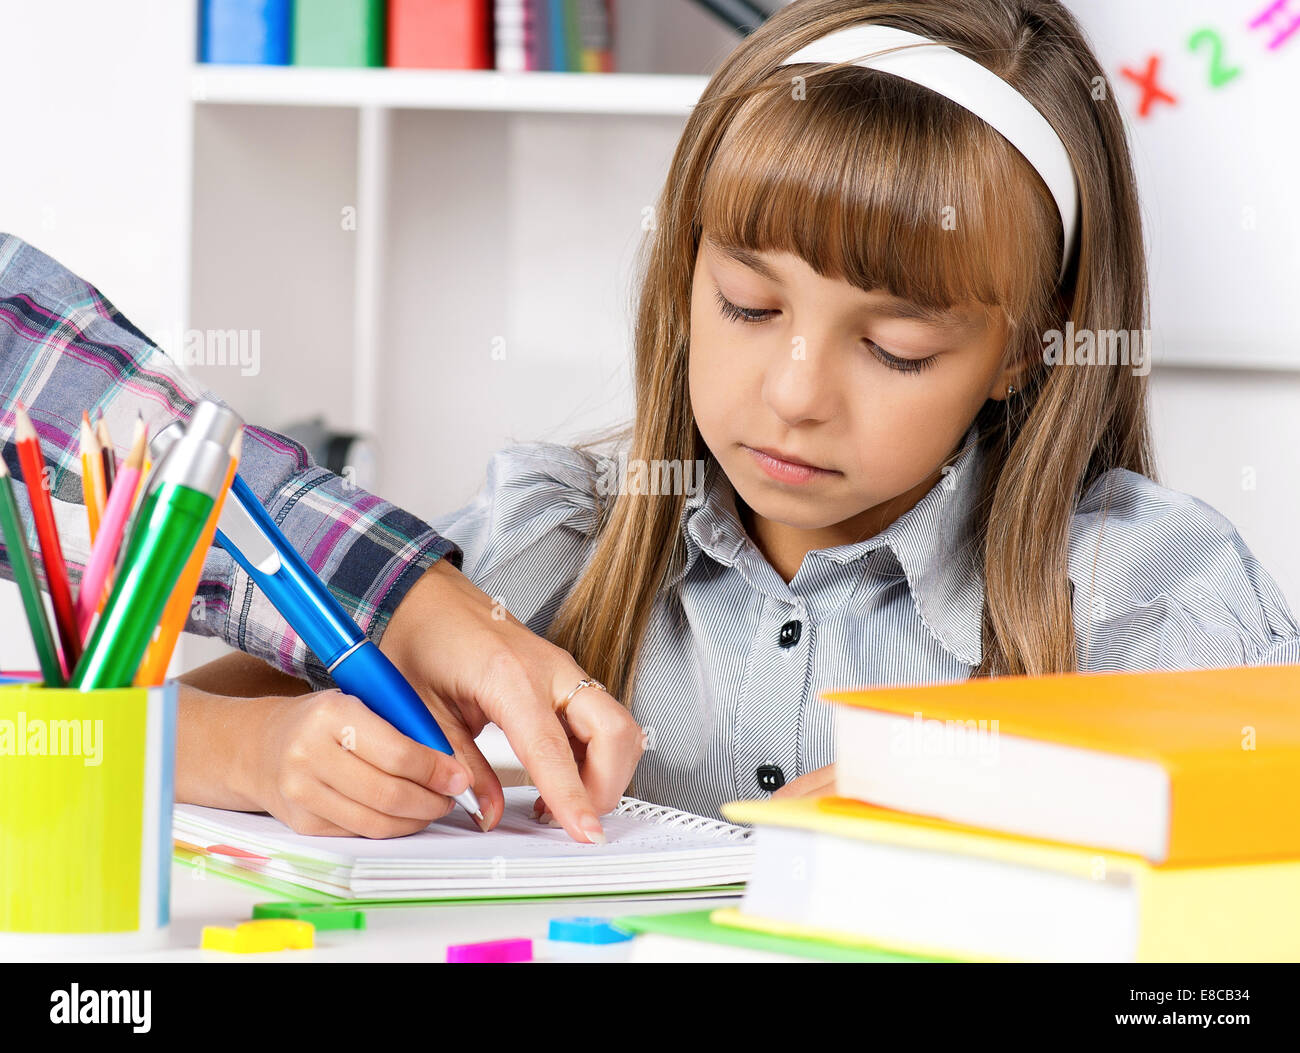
[200,0,293,65]
[548,0,568,71]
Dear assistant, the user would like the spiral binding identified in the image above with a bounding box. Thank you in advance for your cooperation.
[613,797,753,842]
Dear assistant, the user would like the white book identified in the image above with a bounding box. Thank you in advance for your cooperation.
[835,705,1171,861]
[739,824,1137,962]
[174,786,753,899]
[495,0,528,72]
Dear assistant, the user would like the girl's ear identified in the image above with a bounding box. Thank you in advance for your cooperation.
[987,332,1029,403]
[986,365,1020,402]
[987,312,1026,401]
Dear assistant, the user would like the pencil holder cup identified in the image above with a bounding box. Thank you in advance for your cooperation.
[0,682,176,952]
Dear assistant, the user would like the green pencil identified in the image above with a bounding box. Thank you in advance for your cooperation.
[0,458,65,685]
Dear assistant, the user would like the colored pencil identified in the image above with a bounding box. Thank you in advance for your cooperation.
[79,411,107,542]
[14,405,81,670]
[76,415,146,638]
[71,425,227,690]
[0,459,65,685]
[134,429,241,686]
[95,412,117,494]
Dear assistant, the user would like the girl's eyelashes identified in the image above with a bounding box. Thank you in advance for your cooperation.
[714,288,774,324]
[714,287,938,375]
[866,340,938,375]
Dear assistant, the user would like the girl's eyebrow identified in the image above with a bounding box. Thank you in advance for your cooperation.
[871,298,983,334]
[708,237,783,283]
[706,236,981,335]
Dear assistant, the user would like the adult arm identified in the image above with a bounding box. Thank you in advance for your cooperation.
[0,233,638,842]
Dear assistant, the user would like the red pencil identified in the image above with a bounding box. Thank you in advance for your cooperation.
[14,404,81,671]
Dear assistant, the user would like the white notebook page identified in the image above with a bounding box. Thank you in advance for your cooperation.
[175,786,752,869]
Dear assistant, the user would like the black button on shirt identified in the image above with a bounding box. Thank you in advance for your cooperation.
[778,620,802,647]
[756,765,786,792]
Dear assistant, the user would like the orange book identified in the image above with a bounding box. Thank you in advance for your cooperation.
[825,664,1300,865]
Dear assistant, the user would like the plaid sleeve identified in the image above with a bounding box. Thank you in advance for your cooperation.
[0,233,461,684]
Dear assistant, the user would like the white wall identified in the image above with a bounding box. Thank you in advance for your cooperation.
[1149,369,1300,602]
[0,0,195,669]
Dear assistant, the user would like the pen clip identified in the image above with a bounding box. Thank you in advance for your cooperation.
[216,485,281,576]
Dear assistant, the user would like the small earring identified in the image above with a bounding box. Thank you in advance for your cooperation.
[1007,384,1017,398]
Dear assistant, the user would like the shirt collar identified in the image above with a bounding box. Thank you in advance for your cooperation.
[669,425,986,666]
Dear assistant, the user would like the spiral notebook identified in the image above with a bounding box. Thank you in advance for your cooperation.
[173,787,754,900]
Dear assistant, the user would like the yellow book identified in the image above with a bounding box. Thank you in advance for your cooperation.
[720,796,1300,963]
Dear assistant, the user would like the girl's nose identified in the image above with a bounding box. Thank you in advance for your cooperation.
[760,332,839,427]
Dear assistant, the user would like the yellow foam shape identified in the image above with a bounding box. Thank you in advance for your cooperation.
[200,925,238,952]
[201,919,315,953]
[240,919,315,949]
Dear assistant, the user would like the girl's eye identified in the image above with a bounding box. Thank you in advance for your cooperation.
[866,340,938,374]
[715,289,774,324]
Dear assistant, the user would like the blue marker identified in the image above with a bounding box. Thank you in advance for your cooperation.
[151,417,484,826]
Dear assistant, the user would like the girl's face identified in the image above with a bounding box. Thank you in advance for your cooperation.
[689,232,1017,556]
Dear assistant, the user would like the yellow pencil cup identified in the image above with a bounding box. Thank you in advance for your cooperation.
[0,682,176,952]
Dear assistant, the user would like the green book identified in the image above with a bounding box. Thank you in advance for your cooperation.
[614,909,943,963]
[293,0,385,68]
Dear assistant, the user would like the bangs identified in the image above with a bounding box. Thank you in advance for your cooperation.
[696,69,1060,325]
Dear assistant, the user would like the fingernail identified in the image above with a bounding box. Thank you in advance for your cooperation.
[443,770,469,795]
[580,815,607,845]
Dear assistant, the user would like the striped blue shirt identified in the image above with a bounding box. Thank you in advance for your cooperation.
[432,427,1300,820]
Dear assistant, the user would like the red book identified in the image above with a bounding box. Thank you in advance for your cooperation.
[388,0,493,70]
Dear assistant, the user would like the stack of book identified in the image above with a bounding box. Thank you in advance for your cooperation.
[619,664,1300,962]
[198,1,617,72]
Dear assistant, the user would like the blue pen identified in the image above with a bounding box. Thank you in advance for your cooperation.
[151,418,484,826]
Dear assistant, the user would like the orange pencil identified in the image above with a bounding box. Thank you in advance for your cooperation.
[14,404,81,671]
[79,411,107,542]
[134,428,242,685]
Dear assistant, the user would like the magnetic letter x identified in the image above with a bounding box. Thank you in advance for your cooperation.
[1120,55,1177,117]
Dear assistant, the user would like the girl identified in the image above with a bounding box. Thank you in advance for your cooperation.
[181,0,1300,826]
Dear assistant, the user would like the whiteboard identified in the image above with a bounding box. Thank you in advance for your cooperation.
[1074,0,1300,369]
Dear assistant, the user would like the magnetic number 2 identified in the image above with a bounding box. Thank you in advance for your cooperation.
[1187,28,1242,87]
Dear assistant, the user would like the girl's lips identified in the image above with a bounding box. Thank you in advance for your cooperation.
[742,444,837,485]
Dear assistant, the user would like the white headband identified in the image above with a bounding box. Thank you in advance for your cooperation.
[777,24,1079,282]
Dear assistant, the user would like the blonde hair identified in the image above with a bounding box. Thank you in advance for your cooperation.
[548,0,1154,698]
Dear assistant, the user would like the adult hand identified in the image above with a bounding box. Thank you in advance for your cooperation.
[379,558,645,844]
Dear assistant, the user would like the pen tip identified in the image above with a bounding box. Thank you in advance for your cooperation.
[473,810,488,832]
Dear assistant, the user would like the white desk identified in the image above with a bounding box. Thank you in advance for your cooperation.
[8,862,740,963]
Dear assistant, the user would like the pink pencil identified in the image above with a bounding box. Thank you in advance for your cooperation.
[76,415,146,638]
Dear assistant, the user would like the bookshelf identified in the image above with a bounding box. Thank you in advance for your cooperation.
[192,66,708,115]
[183,2,748,532]
[171,2,758,684]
